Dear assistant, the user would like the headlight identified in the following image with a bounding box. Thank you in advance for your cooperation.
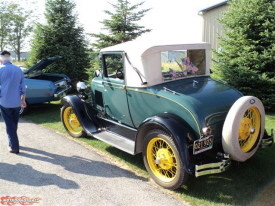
[76,81,87,92]
[202,127,211,136]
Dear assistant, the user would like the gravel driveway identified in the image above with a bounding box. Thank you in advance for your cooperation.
[0,118,187,206]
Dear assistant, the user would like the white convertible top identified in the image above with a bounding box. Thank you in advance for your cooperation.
[101,38,211,87]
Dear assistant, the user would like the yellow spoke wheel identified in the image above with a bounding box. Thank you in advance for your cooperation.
[147,137,177,182]
[143,130,188,190]
[61,104,85,138]
[238,107,261,152]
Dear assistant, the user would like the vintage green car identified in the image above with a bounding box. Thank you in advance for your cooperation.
[61,40,273,190]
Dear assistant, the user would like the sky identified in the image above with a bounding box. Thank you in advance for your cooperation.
[27,0,226,46]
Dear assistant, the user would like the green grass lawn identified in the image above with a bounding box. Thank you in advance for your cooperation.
[23,102,275,206]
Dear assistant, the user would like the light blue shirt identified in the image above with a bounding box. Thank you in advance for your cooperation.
[0,61,26,108]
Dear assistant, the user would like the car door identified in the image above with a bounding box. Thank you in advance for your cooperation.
[100,52,134,127]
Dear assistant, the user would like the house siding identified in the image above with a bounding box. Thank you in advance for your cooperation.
[201,4,229,51]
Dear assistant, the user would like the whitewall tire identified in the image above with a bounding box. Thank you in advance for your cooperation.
[222,96,265,162]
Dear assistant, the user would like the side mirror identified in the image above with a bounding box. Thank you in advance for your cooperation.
[94,70,101,77]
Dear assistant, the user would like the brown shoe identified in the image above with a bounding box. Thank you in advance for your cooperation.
[9,149,19,154]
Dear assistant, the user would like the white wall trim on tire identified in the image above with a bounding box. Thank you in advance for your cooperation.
[222,96,265,162]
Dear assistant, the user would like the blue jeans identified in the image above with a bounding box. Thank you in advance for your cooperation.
[0,106,21,150]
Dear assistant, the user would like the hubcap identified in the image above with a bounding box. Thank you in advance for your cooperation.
[147,137,178,183]
[69,113,81,127]
[155,148,173,170]
[238,107,261,152]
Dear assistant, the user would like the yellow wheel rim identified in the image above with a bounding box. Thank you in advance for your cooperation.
[146,137,178,183]
[238,107,261,152]
[63,106,83,135]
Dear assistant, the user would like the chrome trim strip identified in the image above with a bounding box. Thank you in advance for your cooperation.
[97,115,137,132]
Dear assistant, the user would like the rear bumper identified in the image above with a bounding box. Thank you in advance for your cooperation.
[195,129,274,177]
[260,129,274,148]
[195,153,231,177]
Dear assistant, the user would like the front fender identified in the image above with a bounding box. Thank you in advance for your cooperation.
[135,113,194,174]
[61,95,99,135]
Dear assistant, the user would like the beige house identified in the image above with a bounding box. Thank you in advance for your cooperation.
[198,1,230,52]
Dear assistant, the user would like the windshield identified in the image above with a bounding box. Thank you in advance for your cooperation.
[161,49,206,81]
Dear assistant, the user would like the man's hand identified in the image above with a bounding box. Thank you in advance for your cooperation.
[21,95,26,108]
[21,100,26,108]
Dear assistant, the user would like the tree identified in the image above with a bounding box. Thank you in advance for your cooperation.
[8,3,36,61]
[91,0,151,50]
[212,0,275,111]
[0,1,10,51]
[27,0,90,83]
[86,0,151,85]
[0,1,37,60]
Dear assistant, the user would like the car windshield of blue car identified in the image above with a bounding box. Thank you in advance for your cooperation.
[161,49,206,81]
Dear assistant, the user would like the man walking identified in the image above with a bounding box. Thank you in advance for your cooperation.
[0,50,26,154]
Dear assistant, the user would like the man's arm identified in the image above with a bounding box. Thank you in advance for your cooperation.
[19,69,27,108]
[21,95,26,108]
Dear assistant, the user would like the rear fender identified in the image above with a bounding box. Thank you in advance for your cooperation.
[135,113,194,174]
[61,95,99,135]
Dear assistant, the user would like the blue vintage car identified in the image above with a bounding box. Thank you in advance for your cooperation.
[20,56,71,115]
[61,40,273,190]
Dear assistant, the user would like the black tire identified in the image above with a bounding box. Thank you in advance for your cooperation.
[61,103,86,138]
[142,129,188,190]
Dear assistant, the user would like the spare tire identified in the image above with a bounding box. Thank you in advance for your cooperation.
[222,96,265,162]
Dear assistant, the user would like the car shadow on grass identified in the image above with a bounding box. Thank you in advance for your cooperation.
[176,146,275,206]
[105,146,147,172]
[77,136,148,177]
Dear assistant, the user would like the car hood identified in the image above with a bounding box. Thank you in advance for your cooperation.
[23,56,62,75]
[152,76,243,135]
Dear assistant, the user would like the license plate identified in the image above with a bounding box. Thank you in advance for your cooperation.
[193,135,214,154]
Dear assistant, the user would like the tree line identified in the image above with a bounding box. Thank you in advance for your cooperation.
[0,0,151,85]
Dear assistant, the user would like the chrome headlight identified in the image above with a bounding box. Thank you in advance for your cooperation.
[202,127,212,136]
[76,82,87,92]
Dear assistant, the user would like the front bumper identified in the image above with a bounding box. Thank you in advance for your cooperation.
[195,153,231,177]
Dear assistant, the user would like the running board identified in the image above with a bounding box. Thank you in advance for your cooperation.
[92,130,135,155]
